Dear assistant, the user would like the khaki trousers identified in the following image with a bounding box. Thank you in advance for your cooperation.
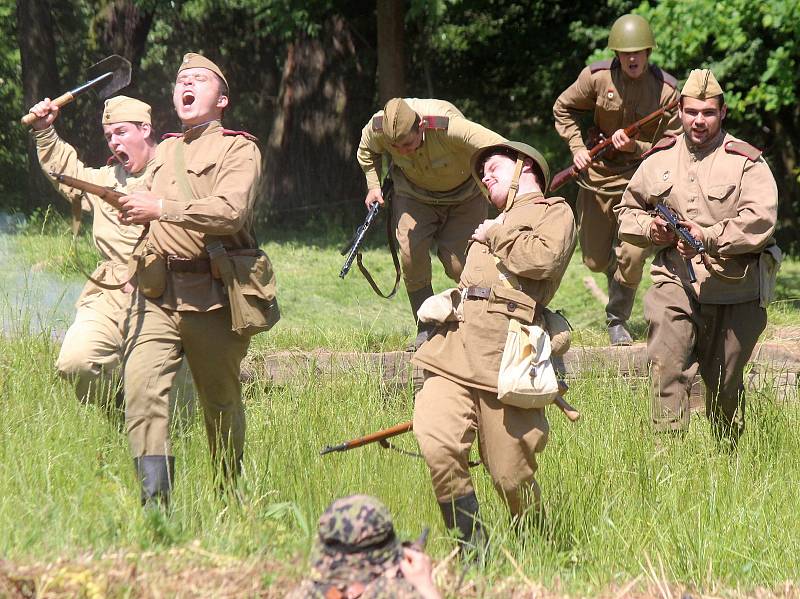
[413,374,549,516]
[123,294,249,466]
[644,281,767,436]
[393,191,487,293]
[576,186,653,287]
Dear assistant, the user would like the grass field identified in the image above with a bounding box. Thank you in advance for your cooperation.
[1,217,799,597]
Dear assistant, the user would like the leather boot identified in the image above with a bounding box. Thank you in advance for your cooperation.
[134,455,174,508]
[407,284,436,350]
[439,492,488,560]
[605,272,635,346]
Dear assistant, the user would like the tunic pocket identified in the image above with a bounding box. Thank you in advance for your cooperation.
[487,285,536,324]
[707,183,735,202]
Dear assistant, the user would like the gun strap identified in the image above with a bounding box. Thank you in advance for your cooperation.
[356,182,401,299]
[700,253,749,283]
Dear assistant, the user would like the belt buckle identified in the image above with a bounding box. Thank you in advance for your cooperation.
[166,254,188,271]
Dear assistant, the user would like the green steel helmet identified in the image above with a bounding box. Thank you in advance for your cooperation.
[607,14,656,52]
[470,141,551,194]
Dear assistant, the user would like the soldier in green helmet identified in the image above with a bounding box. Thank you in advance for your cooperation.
[286,495,441,599]
[553,13,681,346]
[411,142,576,552]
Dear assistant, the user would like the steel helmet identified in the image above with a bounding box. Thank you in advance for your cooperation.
[471,141,551,209]
[607,14,656,52]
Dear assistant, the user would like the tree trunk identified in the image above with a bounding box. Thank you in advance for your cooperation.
[17,0,63,212]
[376,0,405,103]
[259,15,375,228]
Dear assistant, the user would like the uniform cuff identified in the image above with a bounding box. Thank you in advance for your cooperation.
[33,125,57,145]
[159,199,184,223]
[483,222,503,249]
[364,171,381,190]
[701,223,723,254]
[569,140,587,155]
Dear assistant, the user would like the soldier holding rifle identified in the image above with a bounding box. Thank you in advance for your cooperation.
[553,14,680,345]
[27,95,191,409]
[615,69,780,445]
[357,98,505,349]
[411,142,576,554]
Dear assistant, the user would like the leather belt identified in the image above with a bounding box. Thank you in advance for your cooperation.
[165,249,261,273]
[465,286,491,300]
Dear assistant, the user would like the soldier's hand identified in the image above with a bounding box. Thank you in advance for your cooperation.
[365,188,383,208]
[649,216,676,245]
[676,220,704,259]
[119,191,163,225]
[472,216,503,243]
[398,548,441,599]
[611,128,636,152]
[573,148,591,170]
[27,98,59,131]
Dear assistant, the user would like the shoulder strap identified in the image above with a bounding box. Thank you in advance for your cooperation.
[650,65,678,89]
[642,134,677,158]
[589,59,614,74]
[222,128,258,142]
[421,115,449,130]
[161,132,182,140]
[724,140,762,161]
[371,115,383,132]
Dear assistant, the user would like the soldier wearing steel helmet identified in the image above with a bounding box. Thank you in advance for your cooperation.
[357,98,506,348]
[615,69,780,445]
[411,142,576,552]
[553,13,681,346]
[286,495,441,599]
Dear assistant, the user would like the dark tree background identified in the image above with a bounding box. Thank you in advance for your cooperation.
[2,0,798,248]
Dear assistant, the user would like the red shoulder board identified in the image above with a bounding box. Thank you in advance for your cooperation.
[222,128,258,142]
[372,115,384,132]
[650,65,677,89]
[642,134,677,158]
[589,59,614,74]
[161,132,182,140]
[725,140,762,161]
[421,115,449,130]
[106,155,120,166]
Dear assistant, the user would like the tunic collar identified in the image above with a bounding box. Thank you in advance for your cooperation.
[685,129,725,159]
[181,119,221,142]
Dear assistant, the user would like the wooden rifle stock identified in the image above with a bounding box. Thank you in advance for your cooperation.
[48,171,125,210]
[550,98,679,192]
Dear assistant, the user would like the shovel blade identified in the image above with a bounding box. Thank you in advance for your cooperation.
[86,54,131,99]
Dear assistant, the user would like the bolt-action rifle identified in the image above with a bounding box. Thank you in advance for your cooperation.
[320,382,580,456]
[49,171,125,210]
[339,172,401,299]
[550,98,678,192]
[655,203,705,284]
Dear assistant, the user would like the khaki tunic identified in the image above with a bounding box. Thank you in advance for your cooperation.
[412,193,576,511]
[357,99,505,291]
[553,60,680,282]
[615,131,778,435]
[35,126,147,403]
[124,121,262,463]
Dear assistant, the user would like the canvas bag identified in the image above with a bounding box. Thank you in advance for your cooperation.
[495,258,559,409]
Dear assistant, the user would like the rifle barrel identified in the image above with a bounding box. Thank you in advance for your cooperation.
[49,171,125,210]
[320,420,412,456]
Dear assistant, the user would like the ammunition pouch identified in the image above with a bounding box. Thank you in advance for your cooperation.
[542,308,572,356]
[759,244,783,308]
[137,248,167,299]
[206,240,280,336]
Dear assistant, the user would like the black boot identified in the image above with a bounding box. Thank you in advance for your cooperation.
[407,284,436,350]
[134,455,174,508]
[605,272,636,346]
[439,492,488,560]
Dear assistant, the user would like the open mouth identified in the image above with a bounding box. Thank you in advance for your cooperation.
[182,91,195,106]
[116,150,130,166]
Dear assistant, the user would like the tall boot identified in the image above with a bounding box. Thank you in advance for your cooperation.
[605,272,636,346]
[407,284,436,350]
[439,492,488,560]
[134,455,174,508]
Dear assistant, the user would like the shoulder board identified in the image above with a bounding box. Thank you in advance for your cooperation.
[421,115,449,130]
[642,134,677,158]
[106,155,120,166]
[372,115,383,132]
[222,128,258,142]
[589,59,614,74]
[161,132,182,140]
[650,65,677,89]
[725,140,762,161]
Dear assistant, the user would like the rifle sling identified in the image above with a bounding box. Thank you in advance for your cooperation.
[355,182,401,299]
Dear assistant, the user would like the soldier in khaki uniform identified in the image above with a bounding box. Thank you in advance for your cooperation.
[357,98,505,346]
[27,95,192,407]
[553,14,681,345]
[615,69,779,443]
[412,142,576,549]
[118,53,276,504]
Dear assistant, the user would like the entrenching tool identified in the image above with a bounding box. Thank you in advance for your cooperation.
[21,54,131,126]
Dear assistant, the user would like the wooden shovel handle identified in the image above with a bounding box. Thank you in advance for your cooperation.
[21,91,75,126]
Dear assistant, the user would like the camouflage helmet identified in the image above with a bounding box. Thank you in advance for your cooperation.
[470,141,551,196]
[607,14,656,52]
[307,495,402,590]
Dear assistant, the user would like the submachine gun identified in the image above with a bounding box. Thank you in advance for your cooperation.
[655,203,705,284]
[339,172,401,298]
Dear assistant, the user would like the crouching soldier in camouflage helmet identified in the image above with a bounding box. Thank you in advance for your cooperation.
[357,98,506,348]
[286,495,442,599]
[615,69,780,445]
[118,53,277,505]
[553,14,681,346]
[412,143,576,552]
